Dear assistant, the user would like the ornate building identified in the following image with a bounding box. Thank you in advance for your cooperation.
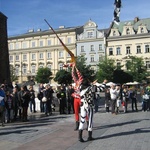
[8,26,83,83]
[77,19,108,71]
[106,17,150,72]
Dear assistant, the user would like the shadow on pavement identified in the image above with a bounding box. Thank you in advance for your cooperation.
[94,127,150,140]
[94,119,149,130]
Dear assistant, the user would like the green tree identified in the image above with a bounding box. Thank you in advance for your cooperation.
[35,67,52,83]
[54,69,72,85]
[75,55,95,82]
[125,56,147,82]
[96,59,117,82]
[10,64,18,82]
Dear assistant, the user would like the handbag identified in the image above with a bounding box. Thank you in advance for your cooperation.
[42,97,47,102]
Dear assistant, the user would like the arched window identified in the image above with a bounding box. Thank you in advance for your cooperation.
[126,28,130,35]
[140,27,144,33]
[113,31,116,36]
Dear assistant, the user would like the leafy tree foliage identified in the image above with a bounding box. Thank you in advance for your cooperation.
[35,67,52,83]
[75,55,96,82]
[96,59,117,82]
[54,69,72,85]
[10,64,18,82]
[125,56,147,82]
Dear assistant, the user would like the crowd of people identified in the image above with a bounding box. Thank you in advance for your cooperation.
[104,83,150,115]
[0,80,150,129]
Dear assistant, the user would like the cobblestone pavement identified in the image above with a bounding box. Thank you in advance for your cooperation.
[0,102,150,150]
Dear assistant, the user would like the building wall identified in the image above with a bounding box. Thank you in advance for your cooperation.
[8,27,81,83]
[106,18,150,71]
[0,12,10,84]
[77,20,106,71]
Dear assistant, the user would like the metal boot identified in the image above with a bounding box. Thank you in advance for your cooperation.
[87,131,94,141]
[78,130,84,142]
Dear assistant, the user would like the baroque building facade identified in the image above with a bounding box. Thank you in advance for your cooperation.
[8,17,150,84]
[106,17,150,72]
[8,26,83,83]
[76,19,108,71]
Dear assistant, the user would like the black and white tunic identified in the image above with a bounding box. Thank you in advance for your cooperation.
[78,83,106,131]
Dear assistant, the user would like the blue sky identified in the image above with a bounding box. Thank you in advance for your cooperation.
[1,0,150,36]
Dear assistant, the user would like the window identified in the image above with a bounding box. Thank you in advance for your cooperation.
[99,55,103,62]
[90,55,94,62]
[47,64,52,70]
[39,53,43,59]
[90,45,94,51]
[59,63,63,70]
[22,42,27,49]
[99,44,102,51]
[9,55,13,62]
[87,32,93,38]
[47,52,51,59]
[113,31,116,36]
[39,65,44,68]
[31,53,36,60]
[145,45,150,53]
[15,66,19,75]
[39,41,43,47]
[9,43,13,50]
[117,62,121,67]
[32,41,35,47]
[15,55,19,61]
[81,46,84,52]
[146,61,150,70]
[67,37,71,44]
[47,40,51,46]
[126,28,130,35]
[31,65,36,74]
[59,51,63,58]
[116,47,121,55]
[136,45,141,54]
[141,27,144,33]
[15,42,19,49]
[109,48,113,55]
[22,65,27,74]
[126,46,131,54]
[23,54,27,61]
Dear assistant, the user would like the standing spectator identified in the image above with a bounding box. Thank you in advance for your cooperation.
[129,87,138,112]
[44,84,54,116]
[57,86,67,114]
[66,85,75,114]
[18,85,30,122]
[38,83,45,112]
[122,86,130,113]
[105,88,111,113]
[116,85,121,113]
[0,86,5,127]
[5,91,14,123]
[110,84,120,114]
[146,84,150,111]
[141,86,149,112]
[29,85,36,113]
[12,87,19,121]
